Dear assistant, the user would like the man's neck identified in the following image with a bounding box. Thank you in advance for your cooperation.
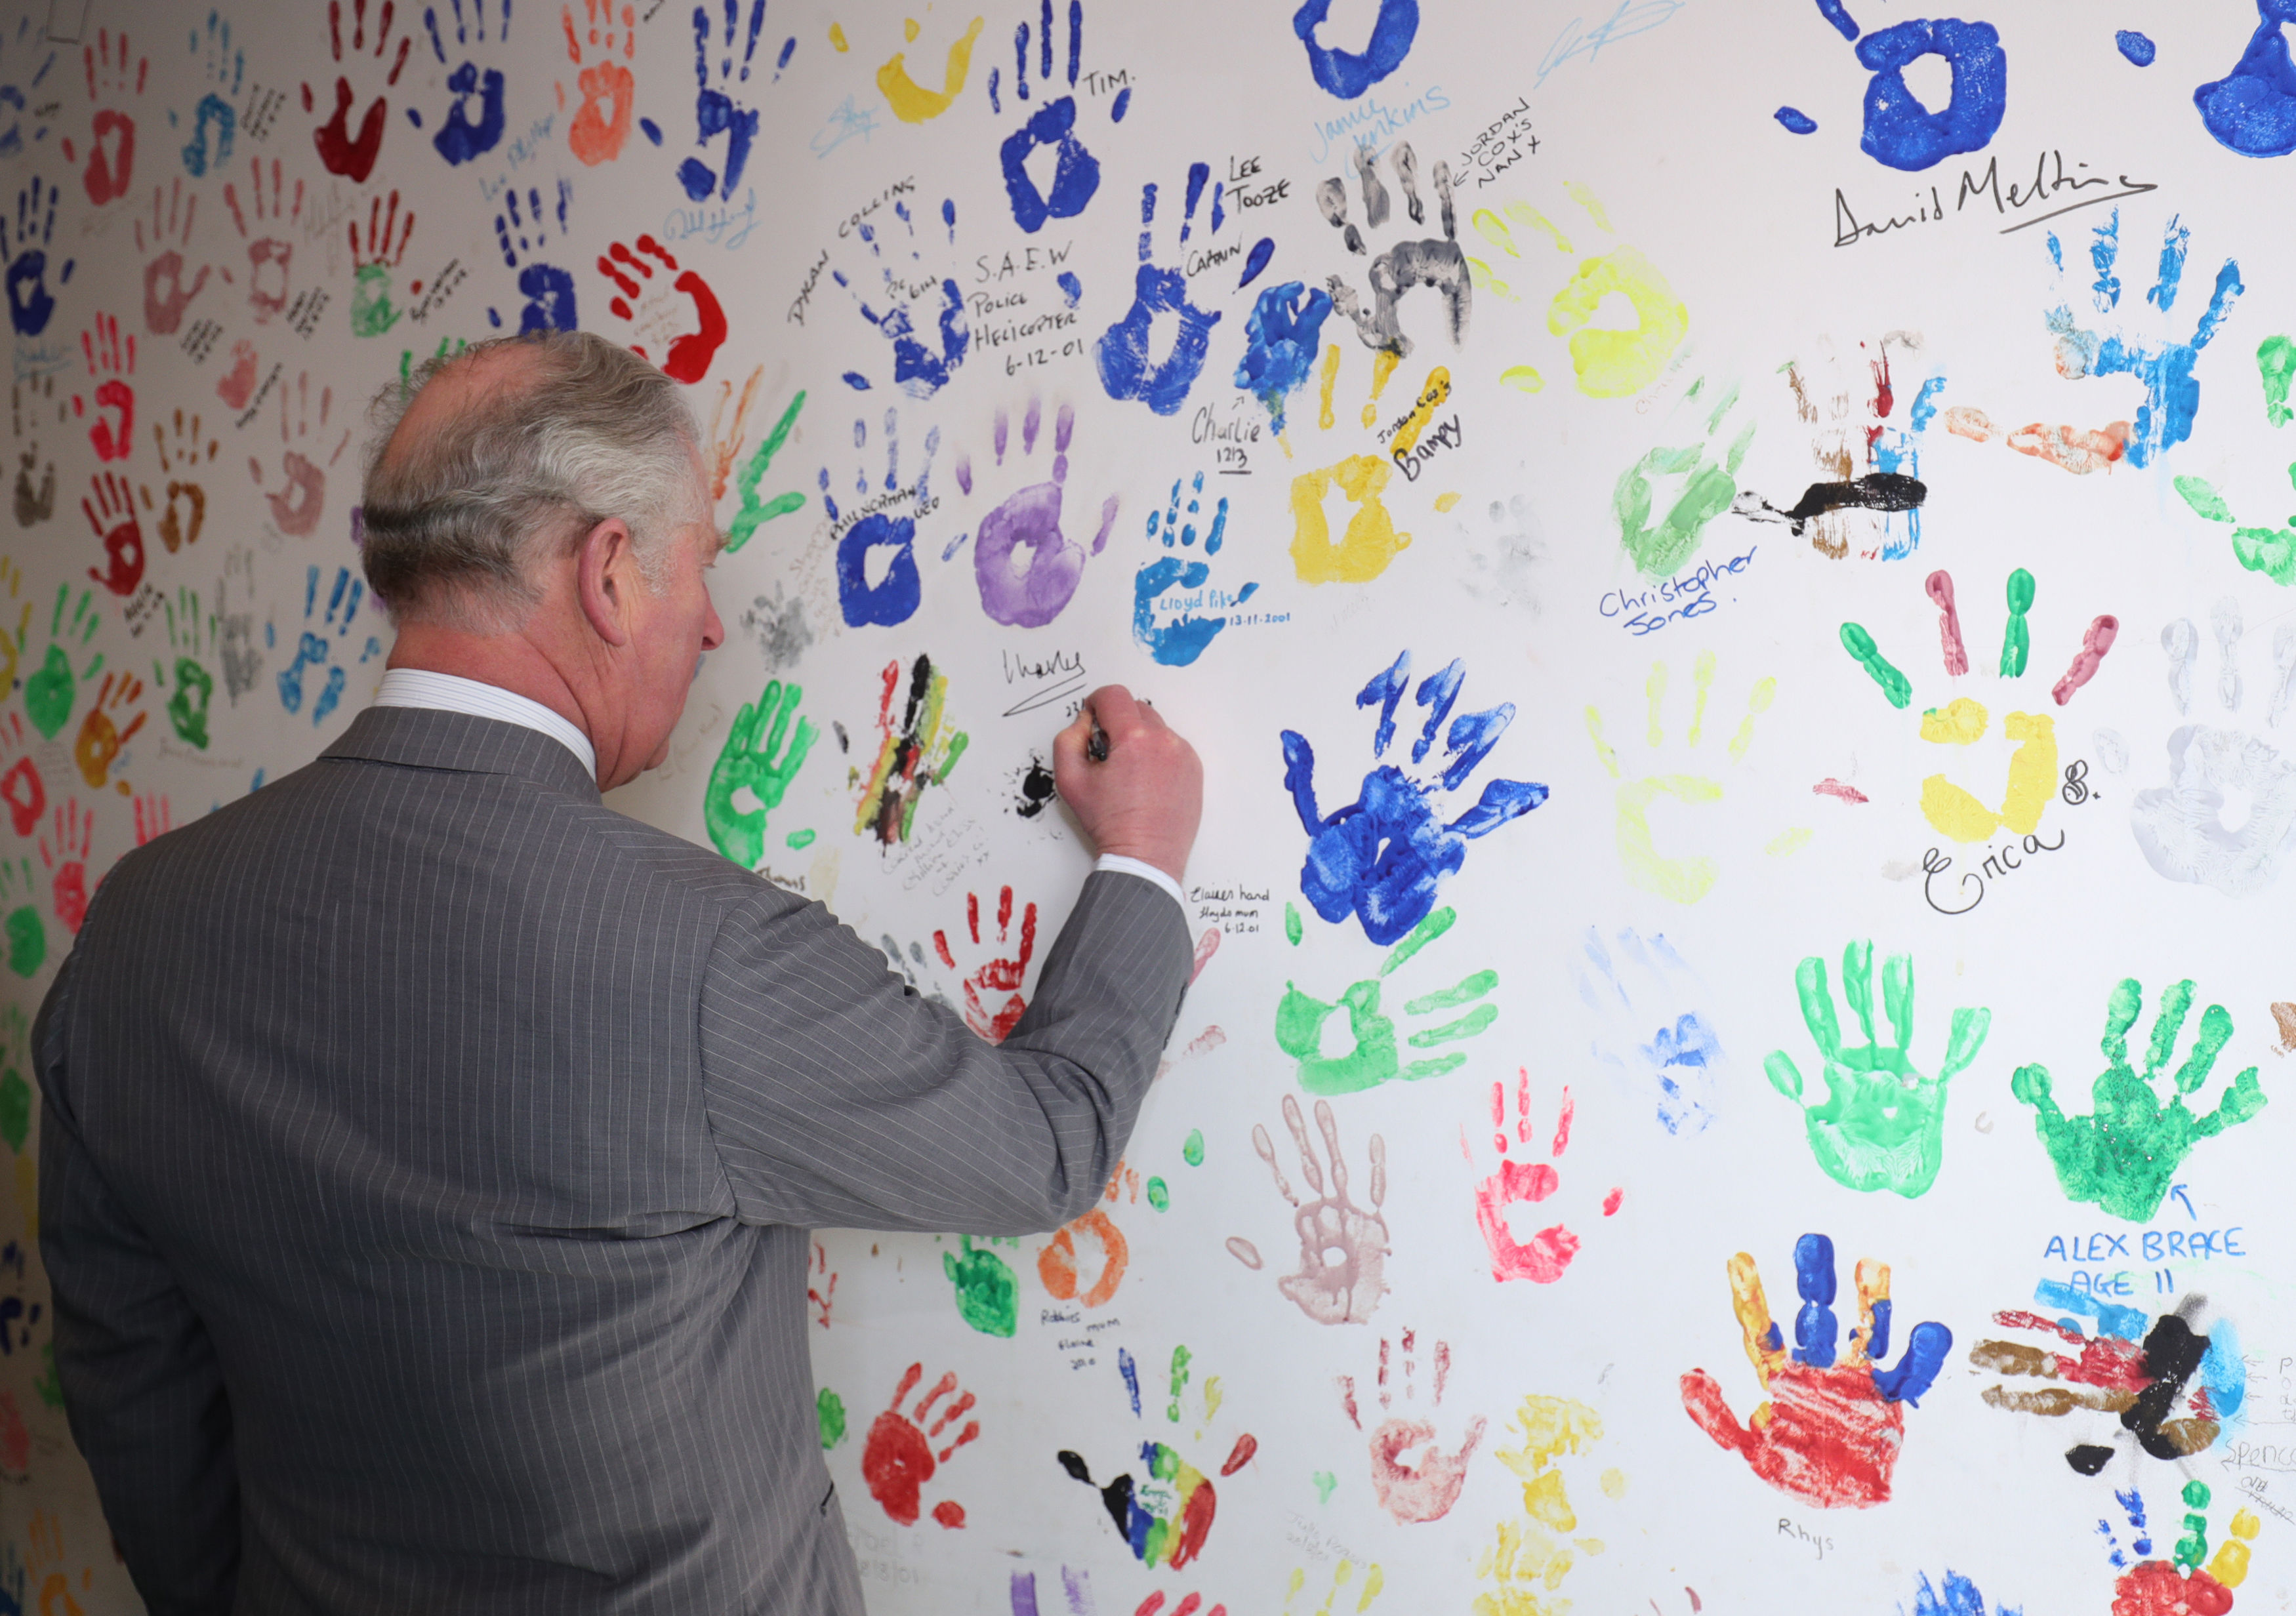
[386,621,595,742]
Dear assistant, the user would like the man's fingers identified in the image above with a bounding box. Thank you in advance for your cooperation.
[1082,684,1145,742]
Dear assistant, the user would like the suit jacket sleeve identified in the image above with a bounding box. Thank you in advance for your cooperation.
[35,943,241,1616]
[697,868,1193,1233]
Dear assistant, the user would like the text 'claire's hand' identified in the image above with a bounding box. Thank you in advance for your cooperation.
[1054,685,1202,885]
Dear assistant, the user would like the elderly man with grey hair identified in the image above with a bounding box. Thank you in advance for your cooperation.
[35,331,1202,1613]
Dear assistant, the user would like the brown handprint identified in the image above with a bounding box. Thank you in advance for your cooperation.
[73,670,146,791]
[73,312,135,463]
[861,1363,981,1529]
[248,373,345,538]
[1473,1069,1622,1286]
[75,29,146,206]
[934,884,1038,1042]
[1341,1329,1485,1524]
[302,0,412,185]
[36,800,90,934]
[12,379,59,527]
[81,472,144,598]
[560,0,638,166]
[222,157,302,325]
[133,179,209,336]
[1227,1093,1390,1325]
[1677,1233,1950,1509]
[145,409,218,554]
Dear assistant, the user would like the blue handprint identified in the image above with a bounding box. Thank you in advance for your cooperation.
[0,16,57,161]
[172,11,243,177]
[272,565,371,725]
[822,409,935,629]
[1281,650,1548,945]
[1235,280,1334,435]
[1132,472,1253,668]
[681,0,792,203]
[836,198,968,399]
[991,0,1122,233]
[405,0,510,167]
[2045,210,2241,468]
[493,180,578,334]
[1097,168,1252,417]
[1779,7,2007,173]
[1,177,70,338]
[1292,0,1419,100]
[2194,0,2296,158]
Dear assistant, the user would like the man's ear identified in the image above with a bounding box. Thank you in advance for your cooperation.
[576,517,637,648]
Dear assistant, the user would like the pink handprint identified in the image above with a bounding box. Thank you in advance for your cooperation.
[1471,1069,1620,1285]
[1340,1329,1485,1524]
[934,884,1038,1042]
[134,179,209,336]
[222,157,302,325]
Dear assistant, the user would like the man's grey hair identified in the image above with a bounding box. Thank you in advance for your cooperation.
[360,331,706,630]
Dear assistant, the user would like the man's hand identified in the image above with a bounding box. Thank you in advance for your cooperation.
[1055,685,1202,883]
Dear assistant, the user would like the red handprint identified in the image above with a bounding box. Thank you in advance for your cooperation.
[81,472,144,597]
[73,672,146,791]
[1342,1329,1485,1524]
[1471,1070,1621,1285]
[596,235,726,384]
[134,179,209,336]
[303,0,411,184]
[861,1363,981,1528]
[73,313,135,463]
[561,0,637,165]
[935,885,1038,1041]
[37,801,90,934]
[223,157,303,325]
[1677,1234,1951,1509]
[0,716,45,838]
[76,30,145,205]
[133,793,172,846]
[807,1240,836,1328]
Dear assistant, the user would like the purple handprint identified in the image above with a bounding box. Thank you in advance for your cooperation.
[1282,650,1548,945]
[959,398,1117,628]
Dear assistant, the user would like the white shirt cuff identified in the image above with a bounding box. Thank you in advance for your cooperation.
[1093,854,1186,912]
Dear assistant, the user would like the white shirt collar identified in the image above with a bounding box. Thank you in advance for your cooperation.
[372,668,598,779]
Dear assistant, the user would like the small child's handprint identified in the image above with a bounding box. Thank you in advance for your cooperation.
[862,1362,981,1529]
[821,407,932,630]
[1765,939,1989,1198]
[302,0,413,184]
[1471,1070,1620,1284]
[143,407,217,554]
[1678,1232,1950,1508]
[169,10,242,178]
[1577,925,1723,1137]
[958,397,1117,628]
[703,677,815,868]
[941,1235,1017,1337]
[72,670,145,790]
[934,885,1038,1043]
[157,588,216,749]
[409,0,510,168]
[23,583,102,742]
[1282,648,1546,944]
[1227,1092,1389,1325]
[3,176,73,338]
[1038,1163,1136,1310]
[1340,1329,1484,1524]
[1134,472,1253,668]
[678,0,789,201]
[560,0,638,165]
[2011,977,2265,1223]
[1277,903,1496,1093]
[1616,378,1756,576]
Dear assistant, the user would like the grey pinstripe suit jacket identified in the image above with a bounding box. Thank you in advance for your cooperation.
[35,706,1191,1614]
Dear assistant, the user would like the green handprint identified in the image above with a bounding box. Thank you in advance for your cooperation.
[1276,906,1497,1095]
[24,584,101,741]
[725,391,807,554]
[0,1005,27,1153]
[2176,335,2296,584]
[703,679,819,870]
[1612,380,1755,579]
[2011,978,2265,1222]
[943,1235,1018,1337]
[1764,940,1990,1199]
[155,587,216,750]
[0,858,43,979]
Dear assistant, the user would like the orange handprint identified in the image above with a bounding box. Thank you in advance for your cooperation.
[73,670,145,791]
[81,472,144,598]
[595,235,727,384]
[76,28,146,205]
[862,1363,982,1528]
[302,0,412,184]
[560,0,637,165]
[1039,1159,1138,1308]
[36,799,90,933]
[222,157,302,325]
[73,313,135,463]
[704,365,765,501]
[133,178,209,335]
[1471,1069,1622,1286]
[935,884,1038,1041]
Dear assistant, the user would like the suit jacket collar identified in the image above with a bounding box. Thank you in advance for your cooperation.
[323,706,603,801]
